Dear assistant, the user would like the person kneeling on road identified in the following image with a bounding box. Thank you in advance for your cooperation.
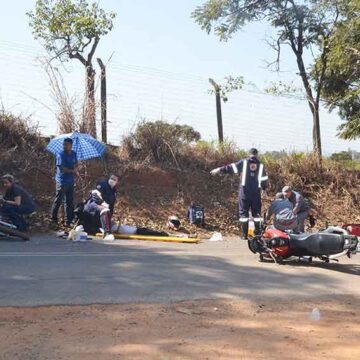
[276,186,316,232]
[0,174,36,231]
[266,196,298,232]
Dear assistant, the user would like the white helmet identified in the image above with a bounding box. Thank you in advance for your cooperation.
[167,216,181,231]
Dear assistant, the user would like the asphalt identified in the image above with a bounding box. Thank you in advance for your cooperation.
[0,233,359,307]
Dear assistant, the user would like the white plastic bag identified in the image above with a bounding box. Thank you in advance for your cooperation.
[209,232,223,242]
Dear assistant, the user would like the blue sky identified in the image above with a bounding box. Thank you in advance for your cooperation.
[0,0,359,154]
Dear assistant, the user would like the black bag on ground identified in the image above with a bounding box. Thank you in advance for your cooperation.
[187,204,205,226]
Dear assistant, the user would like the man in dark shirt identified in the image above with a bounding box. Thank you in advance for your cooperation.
[1,174,36,230]
[95,174,118,215]
[50,138,78,227]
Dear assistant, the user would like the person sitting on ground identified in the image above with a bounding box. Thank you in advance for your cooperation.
[0,174,36,231]
[266,195,298,232]
[276,186,311,232]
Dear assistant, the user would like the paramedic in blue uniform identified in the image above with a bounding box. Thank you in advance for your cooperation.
[95,174,119,215]
[210,148,268,239]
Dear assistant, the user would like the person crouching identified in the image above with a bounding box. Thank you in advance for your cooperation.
[83,189,115,241]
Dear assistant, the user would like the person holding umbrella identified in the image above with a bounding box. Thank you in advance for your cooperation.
[50,138,77,228]
[47,132,106,229]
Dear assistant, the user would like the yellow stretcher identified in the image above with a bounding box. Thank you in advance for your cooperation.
[96,233,200,243]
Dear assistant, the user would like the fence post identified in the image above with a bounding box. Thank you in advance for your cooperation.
[209,78,224,143]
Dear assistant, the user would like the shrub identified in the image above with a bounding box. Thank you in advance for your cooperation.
[121,120,201,167]
[0,110,50,176]
[330,151,352,161]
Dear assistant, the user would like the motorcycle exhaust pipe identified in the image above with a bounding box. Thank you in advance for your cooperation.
[329,250,348,260]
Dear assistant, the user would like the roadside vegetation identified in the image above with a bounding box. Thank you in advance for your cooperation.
[1,114,359,233]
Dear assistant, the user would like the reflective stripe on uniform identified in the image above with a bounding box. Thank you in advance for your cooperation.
[231,163,238,174]
[239,217,249,223]
[241,160,247,186]
[258,163,268,188]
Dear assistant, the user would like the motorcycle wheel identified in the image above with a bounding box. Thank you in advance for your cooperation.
[0,224,30,241]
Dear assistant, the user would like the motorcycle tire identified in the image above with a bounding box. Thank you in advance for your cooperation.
[0,224,30,241]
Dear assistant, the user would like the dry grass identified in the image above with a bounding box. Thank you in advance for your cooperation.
[0,116,359,231]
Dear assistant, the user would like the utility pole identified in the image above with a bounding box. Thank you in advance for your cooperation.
[97,58,107,143]
[209,78,223,143]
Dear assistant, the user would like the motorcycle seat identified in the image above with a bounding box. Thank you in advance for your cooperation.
[289,232,345,255]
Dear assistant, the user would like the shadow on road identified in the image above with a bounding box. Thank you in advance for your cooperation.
[0,234,359,306]
[282,258,360,276]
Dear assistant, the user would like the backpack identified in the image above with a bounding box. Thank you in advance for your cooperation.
[187,204,205,226]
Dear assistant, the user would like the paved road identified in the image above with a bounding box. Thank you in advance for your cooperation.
[0,234,359,306]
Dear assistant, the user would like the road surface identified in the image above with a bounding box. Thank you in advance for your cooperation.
[0,233,359,306]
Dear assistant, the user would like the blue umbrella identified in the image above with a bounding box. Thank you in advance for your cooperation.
[46,132,106,160]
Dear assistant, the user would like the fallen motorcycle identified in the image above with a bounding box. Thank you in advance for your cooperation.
[248,219,358,264]
[0,217,30,241]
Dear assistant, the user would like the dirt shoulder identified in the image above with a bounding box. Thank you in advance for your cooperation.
[1,298,359,360]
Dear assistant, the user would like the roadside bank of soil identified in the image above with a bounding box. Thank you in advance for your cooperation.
[1,298,359,360]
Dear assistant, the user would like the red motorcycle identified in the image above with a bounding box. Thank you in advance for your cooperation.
[248,220,359,264]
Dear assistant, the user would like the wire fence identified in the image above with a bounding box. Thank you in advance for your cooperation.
[0,39,359,155]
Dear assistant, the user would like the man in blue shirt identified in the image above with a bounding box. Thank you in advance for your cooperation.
[50,138,77,227]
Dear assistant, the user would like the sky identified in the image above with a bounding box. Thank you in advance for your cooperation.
[0,0,359,154]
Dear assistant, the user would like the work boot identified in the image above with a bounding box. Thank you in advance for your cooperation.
[240,221,249,240]
[254,221,261,236]
[309,215,316,228]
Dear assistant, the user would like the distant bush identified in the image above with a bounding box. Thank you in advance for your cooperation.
[330,151,352,161]
[121,121,201,167]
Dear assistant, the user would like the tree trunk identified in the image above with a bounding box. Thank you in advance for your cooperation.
[97,58,107,143]
[295,55,322,159]
[85,64,96,137]
[312,106,322,158]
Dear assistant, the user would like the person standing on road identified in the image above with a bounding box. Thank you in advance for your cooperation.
[50,138,77,228]
[210,148,268,239]
[276,186,310,232]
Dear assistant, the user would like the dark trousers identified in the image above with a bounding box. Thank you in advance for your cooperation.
[51,183,74,225]
[239,195,262,218]
[239,192,262,238]
[297,210,309,232]
[2,203,35,231]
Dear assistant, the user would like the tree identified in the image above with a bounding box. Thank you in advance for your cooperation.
[315,0,360,140]
[28,0,116,137]
[192,0,342,159]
